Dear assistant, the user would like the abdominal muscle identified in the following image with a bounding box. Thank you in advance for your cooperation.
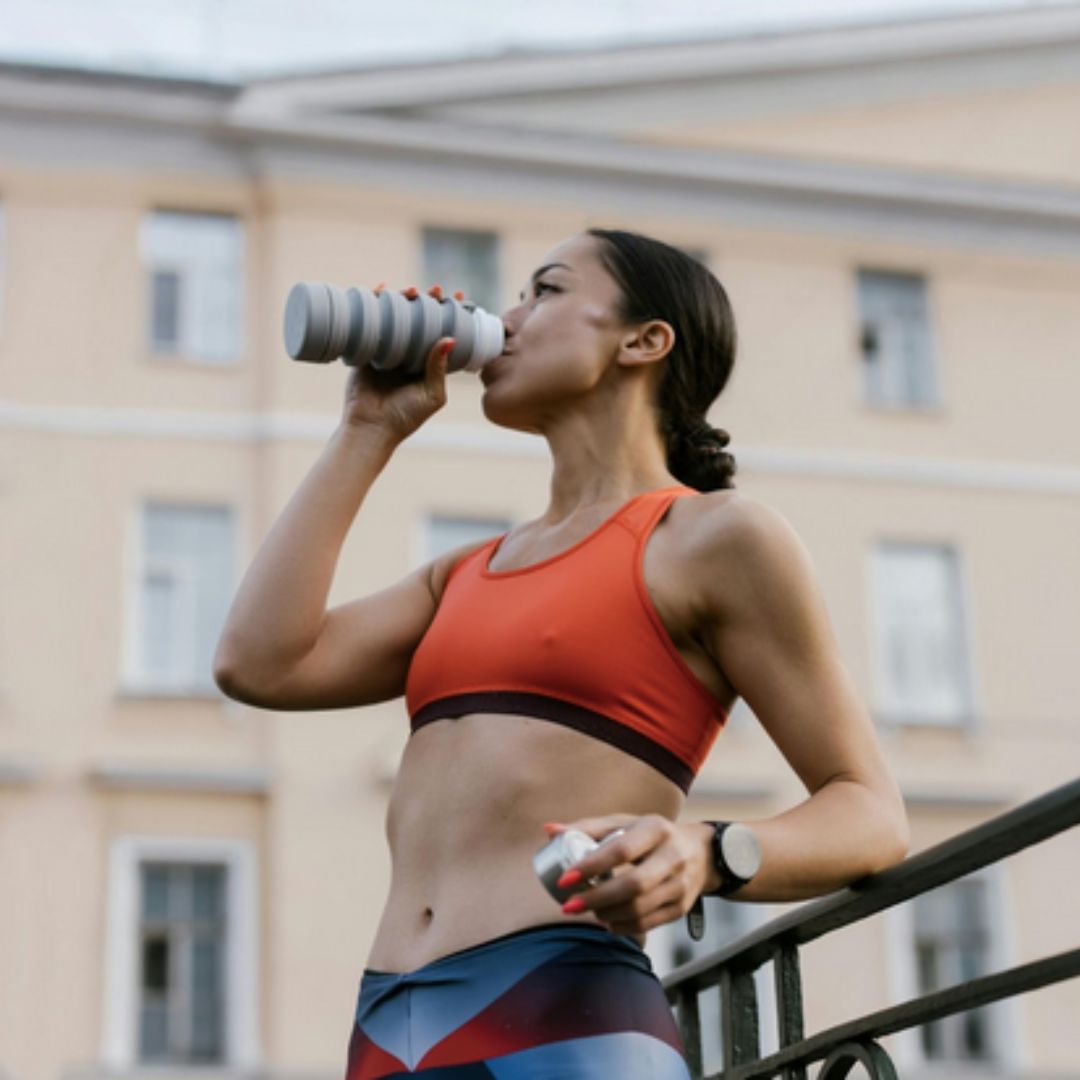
[364,712,685,974]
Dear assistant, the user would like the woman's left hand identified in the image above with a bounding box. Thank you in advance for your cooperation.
[545,814,712,936]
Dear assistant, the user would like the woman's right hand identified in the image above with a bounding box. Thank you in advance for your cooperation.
[340,283,464,443]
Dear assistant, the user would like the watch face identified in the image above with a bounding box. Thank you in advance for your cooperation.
[720,823,762,880]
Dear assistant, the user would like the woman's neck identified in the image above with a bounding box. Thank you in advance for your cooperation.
[540,422,676,524]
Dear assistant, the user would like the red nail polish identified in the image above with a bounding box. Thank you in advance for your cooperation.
[562,896,586,914]
[557,869,583,890]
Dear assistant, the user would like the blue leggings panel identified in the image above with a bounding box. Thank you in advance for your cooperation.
[345,922,692,1078]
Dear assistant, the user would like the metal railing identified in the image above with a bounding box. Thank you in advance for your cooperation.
[662,779,1080,1079]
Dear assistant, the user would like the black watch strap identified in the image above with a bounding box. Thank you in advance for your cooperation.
[686,822,761,942]
[704,821,762,896]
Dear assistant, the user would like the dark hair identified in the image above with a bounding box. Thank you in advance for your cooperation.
[587,227,738,491]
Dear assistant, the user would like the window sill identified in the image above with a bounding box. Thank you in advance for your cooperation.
[873,711,978,732]
[60,1066,270,1080]
[115,681,226,704]
[860,400,947,417]
[143,350,243,370]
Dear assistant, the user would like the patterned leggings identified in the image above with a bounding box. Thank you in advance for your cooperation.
[346,922,692,1078]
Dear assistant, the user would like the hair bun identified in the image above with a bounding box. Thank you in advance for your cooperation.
[668,418,737,491]
[683,420,730,449]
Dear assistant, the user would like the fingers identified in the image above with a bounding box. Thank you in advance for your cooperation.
[562,814,666,882]
[546,813,637,846]
[554,815,701,935]
[606,898,686,937]
[372,282,467,303]
[424,336,455,394]
[568,862,691,935]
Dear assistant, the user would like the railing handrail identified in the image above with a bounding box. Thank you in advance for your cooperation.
[663,777,1080,996]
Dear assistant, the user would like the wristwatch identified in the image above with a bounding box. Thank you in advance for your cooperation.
[686,821,762,942]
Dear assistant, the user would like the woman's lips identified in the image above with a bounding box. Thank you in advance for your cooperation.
[481,351,511,383]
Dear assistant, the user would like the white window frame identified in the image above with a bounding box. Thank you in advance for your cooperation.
[140,209,245,366]
[414,511,513,570]
[884,865,1022,1073]
[121,501,237,697]
[102,836,260,1071]
[420,226,501,315]
[0,200,7,339]
[867,540,979,729]
[856,267,940,411]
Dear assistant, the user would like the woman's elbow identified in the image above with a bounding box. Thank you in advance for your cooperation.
[870,793,911,874]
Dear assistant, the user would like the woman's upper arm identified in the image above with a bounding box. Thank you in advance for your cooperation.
[215,537,490,712]
[698,497,900,804]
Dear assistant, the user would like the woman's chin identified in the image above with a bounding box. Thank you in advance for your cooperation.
[480,393,542,435]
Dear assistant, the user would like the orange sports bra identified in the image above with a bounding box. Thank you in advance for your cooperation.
[404,485,729,794]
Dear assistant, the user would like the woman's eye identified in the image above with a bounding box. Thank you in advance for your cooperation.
[533,281,558,296]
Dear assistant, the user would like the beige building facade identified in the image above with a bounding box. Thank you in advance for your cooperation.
[1,4,1078,1077]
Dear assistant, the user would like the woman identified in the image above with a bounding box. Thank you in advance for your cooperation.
[214,228,910,1078]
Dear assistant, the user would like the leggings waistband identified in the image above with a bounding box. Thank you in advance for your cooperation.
[363,921,646,979]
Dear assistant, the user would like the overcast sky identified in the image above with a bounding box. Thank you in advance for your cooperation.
[0,0,1073,80]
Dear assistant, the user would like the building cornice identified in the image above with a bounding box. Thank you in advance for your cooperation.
[228,110,1080,234]
[235,3,1080,112]
[89,761,272,796]
[2,43,1080,250]
[902,787,1015,810]
[3,400,1078,497]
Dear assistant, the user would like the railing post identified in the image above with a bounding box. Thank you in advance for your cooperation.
[775,944,807,1080]
[676,985,704,1079]
[721,966,760,1072]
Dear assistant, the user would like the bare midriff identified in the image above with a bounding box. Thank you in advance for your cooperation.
[365,493,738,974]
[364,712,685,974]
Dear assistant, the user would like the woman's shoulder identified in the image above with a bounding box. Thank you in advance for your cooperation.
[675,489,810,581]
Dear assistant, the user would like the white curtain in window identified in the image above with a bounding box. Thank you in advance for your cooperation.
[424,515,510,563]
[141,211,244,362]
[139,504,234,689]
[858,269,938,408]
[872,544,971,723]
[421,227,500,315]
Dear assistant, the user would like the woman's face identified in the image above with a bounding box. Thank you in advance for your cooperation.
[482,233,630,430]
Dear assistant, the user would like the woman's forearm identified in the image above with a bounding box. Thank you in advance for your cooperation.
[213,422,399,684]
[693,779,910,903]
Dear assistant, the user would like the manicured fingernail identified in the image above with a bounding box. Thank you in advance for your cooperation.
[557,869,583,889]
[543,822,566,832]
[374,281,386,292]
[561,897,587,914]
[453,290,465,300]
[441,339,455,355]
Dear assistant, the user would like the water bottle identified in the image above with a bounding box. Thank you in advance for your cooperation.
[283,281,505,377]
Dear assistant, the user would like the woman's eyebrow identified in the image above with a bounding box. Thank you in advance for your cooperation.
[518,262,573,301]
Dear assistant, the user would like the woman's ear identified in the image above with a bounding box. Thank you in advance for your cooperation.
[618,319,675,370]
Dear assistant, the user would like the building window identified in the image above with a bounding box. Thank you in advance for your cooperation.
[648,900,762,1073]
[0,200,6,334]
[421,227,500,314]
[128,503,234,693]
[139,862,227,1063]
[140,210,244,363]
[422,513,511,563]
[912,875,1000,1064]
[870,543,974,725]
[857,268,938,408]
[103,837,260,1071]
